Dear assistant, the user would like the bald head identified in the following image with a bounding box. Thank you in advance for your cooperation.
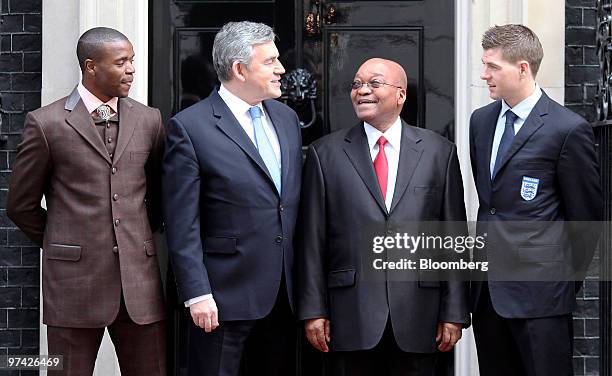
[351,58,407,132]
[360,58,407,89]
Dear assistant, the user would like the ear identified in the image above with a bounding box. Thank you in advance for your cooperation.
[84,59,95,76]
[518,61,530,78]
[231,61,247,82]
[397,88,407,106]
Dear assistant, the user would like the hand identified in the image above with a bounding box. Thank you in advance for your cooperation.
[436,322,462,352]
[190,298,219,333]
[304,318,331,352]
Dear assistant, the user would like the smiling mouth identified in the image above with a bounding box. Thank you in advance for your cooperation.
[357,99,377,105]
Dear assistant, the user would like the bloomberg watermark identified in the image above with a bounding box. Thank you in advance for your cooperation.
[359,221,605,282]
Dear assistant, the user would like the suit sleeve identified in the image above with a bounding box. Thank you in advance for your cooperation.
[145,109,165,232]
[438,144,470,326]
[295,145,329,321]
[469,112,478,185]
[162,117,212,300]
[7,112,51,247]
[556,119,603,275]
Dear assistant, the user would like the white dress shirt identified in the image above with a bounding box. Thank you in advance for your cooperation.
[490,84,542,178]
[363,117,402,211]
[185,85,282,307]
[218,84,281,165]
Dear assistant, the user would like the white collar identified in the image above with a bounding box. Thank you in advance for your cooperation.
[218,84,265,119]
[500,83,542,120]
[363,116,402,151]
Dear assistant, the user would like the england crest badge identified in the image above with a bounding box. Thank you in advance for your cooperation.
[520,176,539,201]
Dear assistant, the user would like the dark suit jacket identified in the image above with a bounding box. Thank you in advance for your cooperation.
[162,89,302,321]
[295,121,470,353]
[7,88,166,327]
[469,92,603,318]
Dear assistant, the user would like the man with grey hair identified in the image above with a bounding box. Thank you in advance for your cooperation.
[470,24,602,375]
[163,21,302,376]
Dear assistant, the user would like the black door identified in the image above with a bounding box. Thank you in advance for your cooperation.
[149,1,455,375]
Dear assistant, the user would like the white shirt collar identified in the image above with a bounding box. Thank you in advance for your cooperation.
[218,84,266,119]
[500,83,542,120]
[363,116,402,152]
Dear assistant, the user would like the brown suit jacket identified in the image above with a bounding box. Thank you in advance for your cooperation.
[7,88,166,327]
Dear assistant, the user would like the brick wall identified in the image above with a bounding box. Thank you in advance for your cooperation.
[0,0,42,374]
[566,1,600,375]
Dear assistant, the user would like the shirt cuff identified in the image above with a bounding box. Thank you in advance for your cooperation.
[184,294,213,307]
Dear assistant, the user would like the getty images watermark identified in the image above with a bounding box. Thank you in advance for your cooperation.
[358,221,605,282]
[371,231,488,272]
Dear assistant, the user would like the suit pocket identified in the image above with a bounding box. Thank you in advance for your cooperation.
[46,244,82,261]
[414,186,439,195]
[518,245,562,263]
[418,270,440,288]
[328,269,356,288]
[204,236,237,254]
[144,239,156,256]
[515,160,551,171]
[130,151,150,163]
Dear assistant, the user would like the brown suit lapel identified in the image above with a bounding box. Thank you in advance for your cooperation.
[64,88,112,165]
[114,98,137,162]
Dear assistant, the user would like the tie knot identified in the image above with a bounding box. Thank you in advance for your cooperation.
[249,106,262,120]
[505,110,518,125]
[377,136,388,147]
[96,104,112,121]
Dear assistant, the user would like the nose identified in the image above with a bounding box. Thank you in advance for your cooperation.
[126,60,135,74]
[275,60,285,75]
[357,83,372,95]
[480,67,489,81]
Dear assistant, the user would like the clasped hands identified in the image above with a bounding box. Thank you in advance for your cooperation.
[304,318,462,353]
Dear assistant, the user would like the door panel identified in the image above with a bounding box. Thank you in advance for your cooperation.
[324,27,423,131]
[302,0,454,138]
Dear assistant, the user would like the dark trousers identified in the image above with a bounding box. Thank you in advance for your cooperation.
[328,320,437,376]
[47,297,166,376]
[187,281,296,376]
[473,283,573,376]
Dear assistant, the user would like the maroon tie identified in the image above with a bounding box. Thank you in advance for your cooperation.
[373,136,388,200]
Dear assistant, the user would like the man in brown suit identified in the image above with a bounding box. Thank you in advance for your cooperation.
[7,27,166,375]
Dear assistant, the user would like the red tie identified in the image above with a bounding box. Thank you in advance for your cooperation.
[373,136,388,200]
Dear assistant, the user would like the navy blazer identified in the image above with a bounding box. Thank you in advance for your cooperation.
[296,122,470,353]
[469,92,603,318]
[162,89,302,321]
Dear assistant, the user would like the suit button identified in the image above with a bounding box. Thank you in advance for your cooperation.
[106,123,111,129]
[113,194,119,201]
[111,167,117,174]
[112,245,118,253]
[490,208,496,215]
[275,235,283,244]
[107,137,112,144]
[114,219,120,226]
[279,204,284,212]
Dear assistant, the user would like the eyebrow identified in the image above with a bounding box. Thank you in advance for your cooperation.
[482,60,500,67]
[354,73,385,80]
[115,54,135,62]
